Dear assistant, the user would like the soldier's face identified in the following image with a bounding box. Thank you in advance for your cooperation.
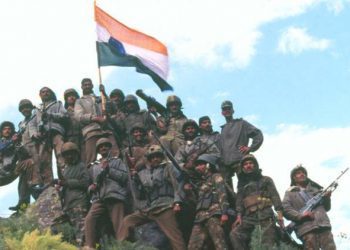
[98,143,111,157]
[200,120,212,133]
[20,106,33,118]
[221,107,233,118]
[125,101,137,113]
[63,151,79,165]
[149,154,164,167]
[168,102,180,114]
[81,81,93,95]
[242,160,255,173]
[195,162,208,174]
[132,129,144,142]
[40,88,52,102]
[111,95,122,105]
[66,94,77,106]
[184,125,196,139]
[293,170,307,184]
[2,126,12,138]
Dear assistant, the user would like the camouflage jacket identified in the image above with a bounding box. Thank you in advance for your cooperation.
[18,114,37,148]
[122,141,150,171]
[194,173,229,223]
[30,100,68,137]
[157,114,187,139]
[89,157,128,202]
[123,110,156,135]
[131,162,183,212]
[282,182,332,237]
[62,161,90,211]
[236,175,282,223]
[220,119,263,165]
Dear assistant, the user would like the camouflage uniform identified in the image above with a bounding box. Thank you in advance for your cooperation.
[230,154,282,249]
[118,146,186,250]
[64,89,82,150]
[74,94,120,164]
[282,166,336,250]
[84,140,128,248]
[30,91,68,182]
[60,143,90,246]
[188,167,229,250]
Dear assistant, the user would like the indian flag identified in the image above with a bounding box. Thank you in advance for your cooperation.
[94,3,173,91]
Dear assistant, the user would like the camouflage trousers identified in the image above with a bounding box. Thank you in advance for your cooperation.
[188,217,228,250]
[222,162,240,188]
[230,218,277,250]
[67,206,88,246]
[301,228,336,250]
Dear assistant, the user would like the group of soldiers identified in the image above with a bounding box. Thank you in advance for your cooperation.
[0,78,337,250]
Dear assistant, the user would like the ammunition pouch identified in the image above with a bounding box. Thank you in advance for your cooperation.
[243,194,272,213]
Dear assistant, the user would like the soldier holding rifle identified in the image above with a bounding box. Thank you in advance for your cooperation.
[282,165,340,249]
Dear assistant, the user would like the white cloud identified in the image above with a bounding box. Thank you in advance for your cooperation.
[325,0,349,14]
[277,26,331,54]
[213,91,231,99]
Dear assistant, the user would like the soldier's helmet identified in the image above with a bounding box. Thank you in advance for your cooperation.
[130,123,146,135]
[18,99,34,112]
[61,142,80,155]
[182,119,199,133]
[240,154,259,171]
[221,100,233,109]
[124,94,138,104]
[166,95,182,107]
[194,154,219,172]
[290,164,308,185]
[96,138,112,150]
[110,89,125,101]
[0,121,15,134]
[64,88,80,100]
[146,145,164,159]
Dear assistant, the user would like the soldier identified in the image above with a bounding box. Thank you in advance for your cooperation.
[123,123,151,172]
[55,142,89,246]
[175,119,221,243]
[117,145,187,250]
[74,78,119,165]
[219,100,263,186]
[30,87,68,182]
[63,88,82,149]
[84,138,128,248]
[282,165,336,250]
[122,94,156,143]
[157,95,187,155]
[0,121,19,186]
[198,116,221,149]
[230,154,284,249]
[188,154,229,250]
[9,100,42,211]
[109,89,127,146]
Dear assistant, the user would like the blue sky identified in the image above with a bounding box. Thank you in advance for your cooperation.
[1,0,350,247]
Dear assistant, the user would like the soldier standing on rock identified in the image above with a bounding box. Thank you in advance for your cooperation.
[188,154,230,250]
[30,87,68,182]
[55,142,90,246]
[230,154,284,249]
[9,100,42,211]
[219,100,263,186]
[84,138,128,249]
[74,78,119,165]
[282,165,336,249]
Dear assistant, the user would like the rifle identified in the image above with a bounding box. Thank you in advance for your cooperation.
[94,151,112,192]
[136,89,168,117]
[273,212,303,249]
[286,167,349,233]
